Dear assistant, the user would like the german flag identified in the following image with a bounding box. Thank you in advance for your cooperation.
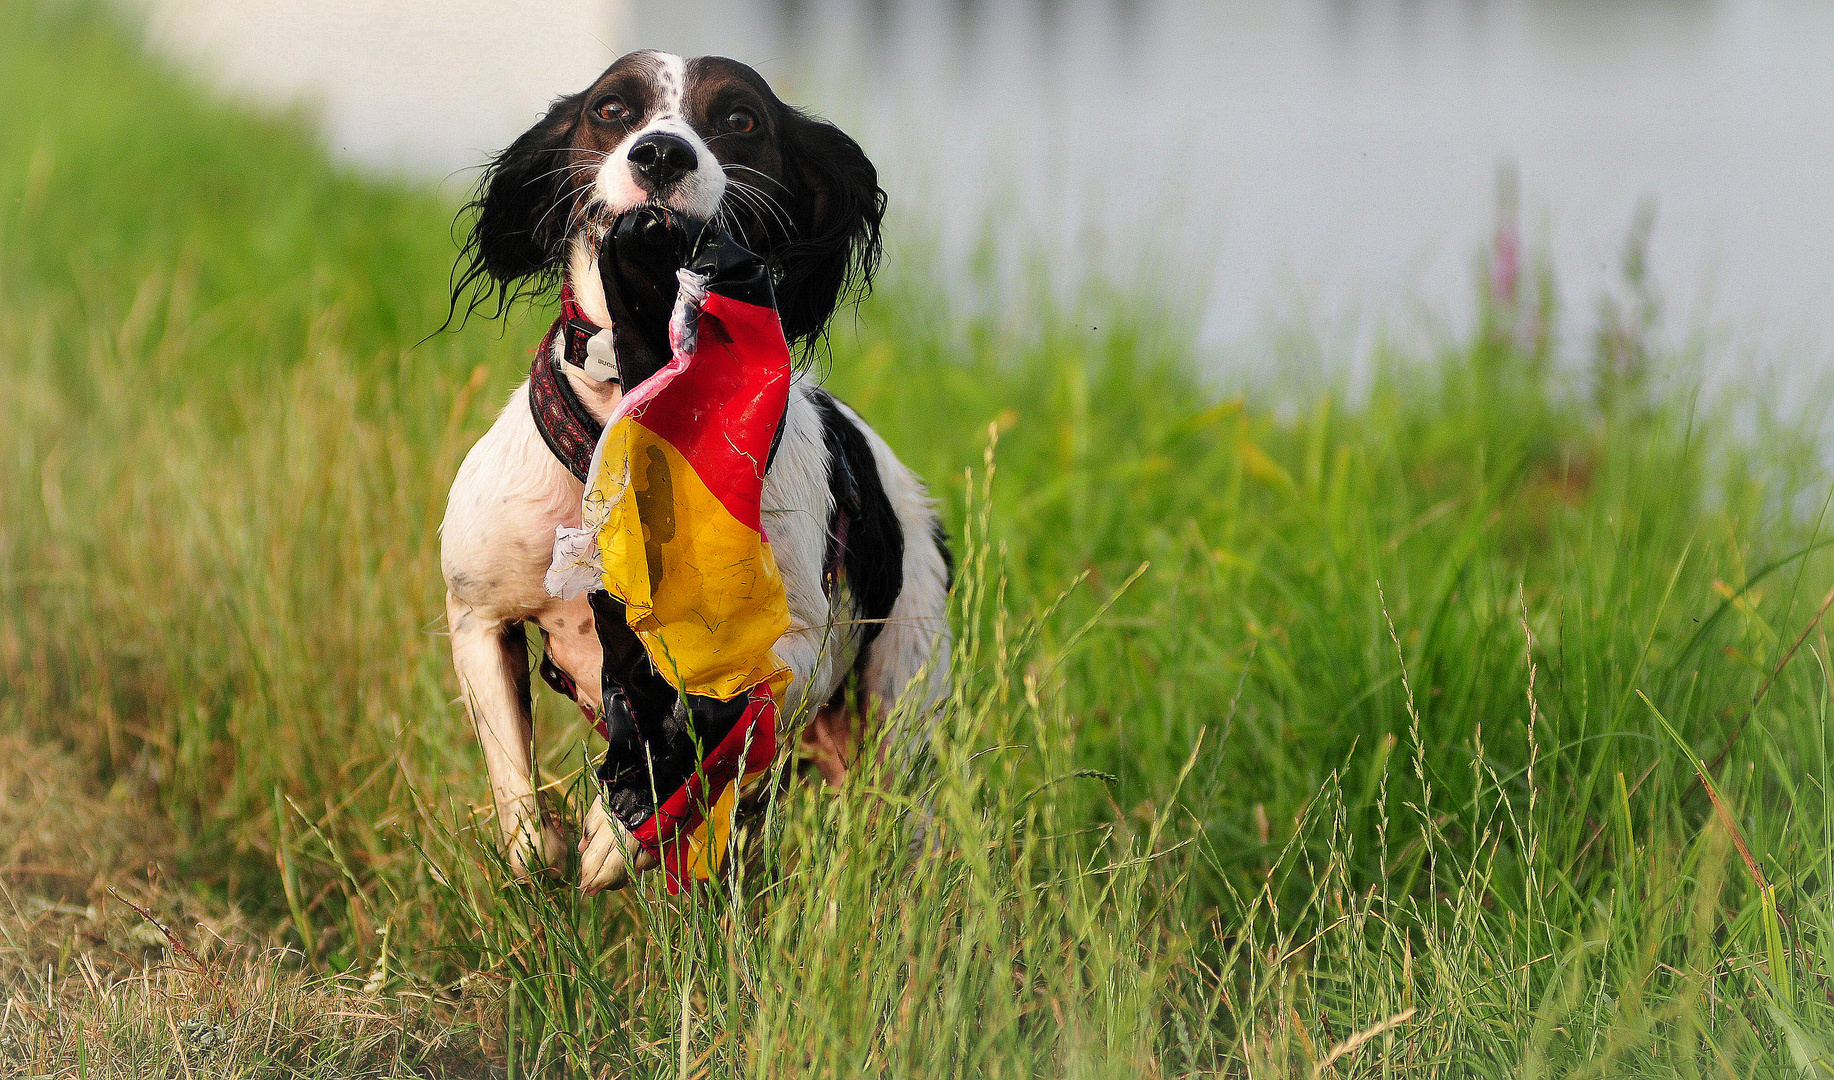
[556,227,793,892]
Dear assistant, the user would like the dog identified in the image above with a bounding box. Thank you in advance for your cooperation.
[440,51,951,893]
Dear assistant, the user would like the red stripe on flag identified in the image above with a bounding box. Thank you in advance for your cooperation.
[628,689,779,893]
[626,293,791,534]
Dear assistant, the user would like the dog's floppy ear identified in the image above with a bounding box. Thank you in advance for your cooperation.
[451,91,588,319]
[773,110,887,347]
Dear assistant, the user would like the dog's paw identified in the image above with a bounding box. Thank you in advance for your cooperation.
[578,796,659,894]
[507,816,569,883]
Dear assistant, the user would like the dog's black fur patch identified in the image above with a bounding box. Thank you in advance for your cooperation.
[933,518,954,592]
[812,389,904,663]
[767,107,885,348]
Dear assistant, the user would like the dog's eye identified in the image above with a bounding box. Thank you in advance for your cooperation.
[596,97,630,122]
[724,109,757,134]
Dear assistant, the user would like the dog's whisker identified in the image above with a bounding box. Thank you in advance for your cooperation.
[721,173,798,232]
[723,180,795,238]
[727,177,793,228]
[723,174,781,203]
[532,188,592,250]
[524,160,604,188]
[714,204,756,250]
[531,192,576,243]
[718,178,792,231]
[720,183,765,224]
[517,148,611,190]
[720,162,789,192]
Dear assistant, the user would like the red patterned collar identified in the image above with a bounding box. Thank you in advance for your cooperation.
[527,280,608,483]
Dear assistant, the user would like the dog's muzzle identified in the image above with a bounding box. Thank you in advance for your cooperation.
[627,132,699,194]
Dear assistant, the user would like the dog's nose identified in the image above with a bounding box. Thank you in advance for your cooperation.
[626,133,698,191]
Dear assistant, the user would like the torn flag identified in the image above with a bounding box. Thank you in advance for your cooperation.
[547,217,793,892]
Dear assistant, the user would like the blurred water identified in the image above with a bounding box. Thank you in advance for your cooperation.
[137,0,1834,390]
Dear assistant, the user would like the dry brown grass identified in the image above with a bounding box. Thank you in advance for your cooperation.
[0,733,499,1077]
[0,731,171,906]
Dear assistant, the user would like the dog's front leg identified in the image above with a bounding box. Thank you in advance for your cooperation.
[578,792,658,894]
[447,592,567,880]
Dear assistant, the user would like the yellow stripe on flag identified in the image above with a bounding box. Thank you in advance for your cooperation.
[590,417,790,702]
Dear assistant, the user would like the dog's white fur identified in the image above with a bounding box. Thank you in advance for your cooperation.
[441,53,948,891]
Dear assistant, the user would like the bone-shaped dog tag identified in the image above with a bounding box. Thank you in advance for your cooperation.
[582,328,619,383]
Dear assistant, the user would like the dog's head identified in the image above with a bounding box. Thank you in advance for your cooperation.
[454,51,885,348]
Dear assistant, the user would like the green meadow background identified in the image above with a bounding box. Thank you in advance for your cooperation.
[7,2,1834,1076]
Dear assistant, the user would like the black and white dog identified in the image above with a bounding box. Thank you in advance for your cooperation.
[440,51,950,892]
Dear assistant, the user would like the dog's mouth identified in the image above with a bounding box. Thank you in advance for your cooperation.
[570,201,696,274]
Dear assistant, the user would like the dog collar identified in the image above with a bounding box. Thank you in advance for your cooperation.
[528,280,611,483]
[557,281,619,384]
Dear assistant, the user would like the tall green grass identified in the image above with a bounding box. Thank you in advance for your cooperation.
[7,1,1834,1075]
